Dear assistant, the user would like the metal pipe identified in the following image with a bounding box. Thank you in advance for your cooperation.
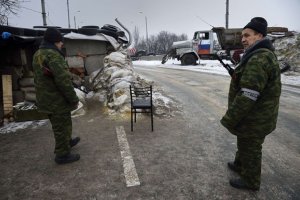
[115,18,132,47]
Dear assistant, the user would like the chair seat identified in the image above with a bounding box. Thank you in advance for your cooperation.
[133,99,151,108]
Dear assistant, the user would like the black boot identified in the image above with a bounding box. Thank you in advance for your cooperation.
[227,162,241,173]
[55,153,80,164]
[70,137,80,148]
[229,178,259,191]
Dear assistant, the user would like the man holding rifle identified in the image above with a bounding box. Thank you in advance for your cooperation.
[220,17,281,190]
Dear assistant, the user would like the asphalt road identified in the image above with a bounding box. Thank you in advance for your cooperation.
[134,65,300,199]
[0,65,299,200]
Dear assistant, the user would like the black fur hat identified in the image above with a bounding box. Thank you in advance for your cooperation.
[243,17,268,36]
[44,27,63,43]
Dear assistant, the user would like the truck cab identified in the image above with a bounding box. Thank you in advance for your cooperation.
[161,30,222,65]
[192,30,221,59]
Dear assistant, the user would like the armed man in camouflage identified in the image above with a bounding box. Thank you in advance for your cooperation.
[33,28,81,164]
[221,17,281,190]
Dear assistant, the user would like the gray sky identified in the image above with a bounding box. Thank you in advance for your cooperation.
[8,0,300,39]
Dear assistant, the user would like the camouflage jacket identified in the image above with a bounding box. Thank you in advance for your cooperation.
[221,38,281,137]
[32,41,79,114]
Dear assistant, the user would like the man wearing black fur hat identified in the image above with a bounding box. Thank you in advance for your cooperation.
[221,17,281,190]
[32,28,81,164]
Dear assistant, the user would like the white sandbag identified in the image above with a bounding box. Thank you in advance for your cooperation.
[19,77,35,87]
[108,94,129,108]
[24,92,36,102]
[110,69,133,80]
[20,86,36,93]
[71,101,85,118]
[75,88,86,104]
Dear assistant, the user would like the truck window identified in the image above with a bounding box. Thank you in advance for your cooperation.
[194,32,209,40]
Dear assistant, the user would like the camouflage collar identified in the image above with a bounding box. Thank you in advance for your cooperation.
[39,40,65,58]
[240,38,275,65]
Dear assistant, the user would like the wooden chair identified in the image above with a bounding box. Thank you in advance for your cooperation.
[130,85,153,131]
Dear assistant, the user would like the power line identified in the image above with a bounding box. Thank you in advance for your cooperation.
[20,6,41,14]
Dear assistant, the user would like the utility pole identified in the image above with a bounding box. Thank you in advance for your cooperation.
[138,12,149,53]
[74,16,76,29]
[41,0,47,26]
[145,16,149,53]
[67,0,71,28]
[225,0,229,29]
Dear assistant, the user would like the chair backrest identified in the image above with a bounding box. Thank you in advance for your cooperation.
[130,85,152,104]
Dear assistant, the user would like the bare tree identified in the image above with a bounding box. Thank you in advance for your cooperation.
[148,35,158,54]
[134,31,188,55]
[0,0,21,25]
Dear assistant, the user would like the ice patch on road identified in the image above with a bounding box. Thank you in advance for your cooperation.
[0,120,48,134]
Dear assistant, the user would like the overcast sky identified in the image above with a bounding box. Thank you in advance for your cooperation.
[7,0,300,39]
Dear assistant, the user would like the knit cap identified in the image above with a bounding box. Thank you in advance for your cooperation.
[44,27,63,43]
[243,17,268,36]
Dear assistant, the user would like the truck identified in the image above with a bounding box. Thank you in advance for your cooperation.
[161,26,290,66]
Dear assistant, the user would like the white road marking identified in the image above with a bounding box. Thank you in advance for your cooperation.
[115,126,140,187]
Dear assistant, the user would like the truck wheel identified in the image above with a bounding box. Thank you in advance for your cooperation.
[181,54,197,65]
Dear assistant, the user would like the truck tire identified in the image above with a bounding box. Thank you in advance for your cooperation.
[78,27,98,36]
[181,54,197,65]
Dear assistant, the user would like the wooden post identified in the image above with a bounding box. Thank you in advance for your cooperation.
[2,75,13,116]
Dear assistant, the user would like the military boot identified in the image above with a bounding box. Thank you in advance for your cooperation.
[70,137,80,148]
[229,178,259,191]
[55,153,80,164]
[227,161,241,173]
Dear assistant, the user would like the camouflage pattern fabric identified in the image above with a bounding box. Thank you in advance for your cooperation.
[221,48,281,136]
[234,136,265,188]
[48,113,72,156]
[32,41,79,157]
[221,38,281,188]
[32,43,79,114]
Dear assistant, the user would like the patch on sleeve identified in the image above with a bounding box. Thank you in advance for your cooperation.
[241,88,260,101]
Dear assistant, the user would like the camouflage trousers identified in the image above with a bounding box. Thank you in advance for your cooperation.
[48,112,72,157]
[234,135,265,188]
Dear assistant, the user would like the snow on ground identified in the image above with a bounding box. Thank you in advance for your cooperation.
[0,120,48,134]
[133,59,300,86]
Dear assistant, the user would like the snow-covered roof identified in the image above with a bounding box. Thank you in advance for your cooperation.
[64,32,120,50]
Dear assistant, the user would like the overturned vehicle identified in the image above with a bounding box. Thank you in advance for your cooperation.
[0,20,133,124]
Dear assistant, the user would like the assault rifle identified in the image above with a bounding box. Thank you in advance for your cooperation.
[215,54,291,77]
[215,54,235,77]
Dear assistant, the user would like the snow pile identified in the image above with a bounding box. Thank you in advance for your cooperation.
[71,88,87,117]
[274,33,300,74]
[0,120,47,134]
[152,90,180,117]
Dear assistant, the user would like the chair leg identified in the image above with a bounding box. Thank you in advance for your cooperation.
[134,109,137,123]
[151,109,154,132]
[131,109,133,131]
